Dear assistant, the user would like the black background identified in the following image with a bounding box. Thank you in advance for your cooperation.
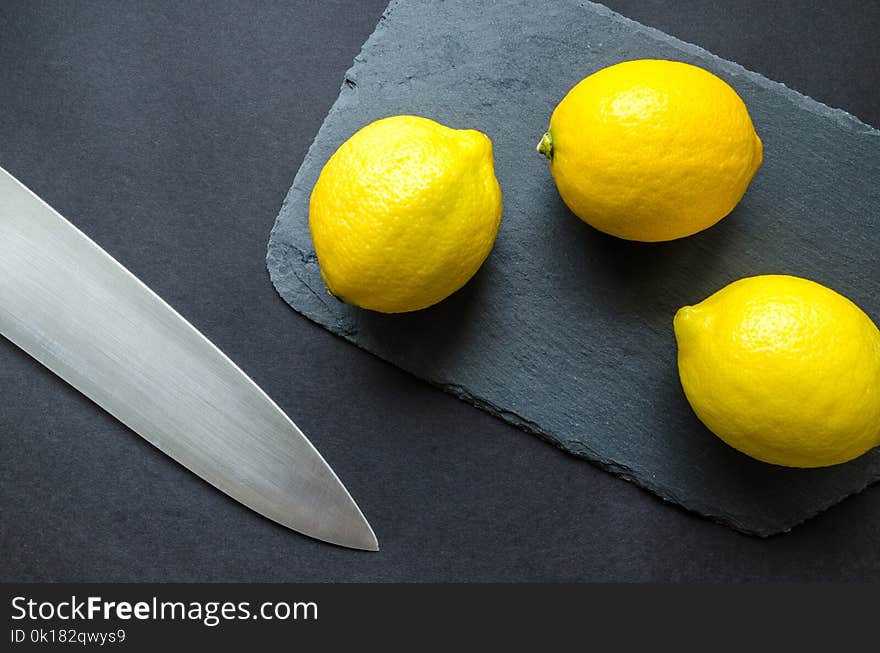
[1,1,879,582]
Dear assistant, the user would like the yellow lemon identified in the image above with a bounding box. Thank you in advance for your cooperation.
[309,115,502,313]
[538,59,763,242]
[674,275,880,467]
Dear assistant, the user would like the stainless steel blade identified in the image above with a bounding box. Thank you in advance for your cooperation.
[0,167,377,551]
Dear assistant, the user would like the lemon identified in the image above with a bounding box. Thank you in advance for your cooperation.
[538,59,763,242]
[674,275,880,467]
[309,115,502,313]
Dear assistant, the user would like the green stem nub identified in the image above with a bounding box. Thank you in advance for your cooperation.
[537,131,553,160]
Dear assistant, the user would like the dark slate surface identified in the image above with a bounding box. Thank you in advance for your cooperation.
[268,0,880,536]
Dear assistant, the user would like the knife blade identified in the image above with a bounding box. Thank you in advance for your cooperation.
[0,167,378,551]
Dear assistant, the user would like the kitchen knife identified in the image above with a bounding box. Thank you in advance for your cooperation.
[0,167,378,551]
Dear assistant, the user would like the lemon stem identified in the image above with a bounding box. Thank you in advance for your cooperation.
[537,131,554,160]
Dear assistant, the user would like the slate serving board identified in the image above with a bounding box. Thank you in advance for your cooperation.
[267,0,880,535]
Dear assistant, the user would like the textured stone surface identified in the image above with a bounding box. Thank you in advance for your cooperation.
[267,0,880,535]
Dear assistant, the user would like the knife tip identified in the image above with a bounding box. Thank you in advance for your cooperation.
[318,490,379,552]
[362,534,381,553]
[348,515,380,552]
